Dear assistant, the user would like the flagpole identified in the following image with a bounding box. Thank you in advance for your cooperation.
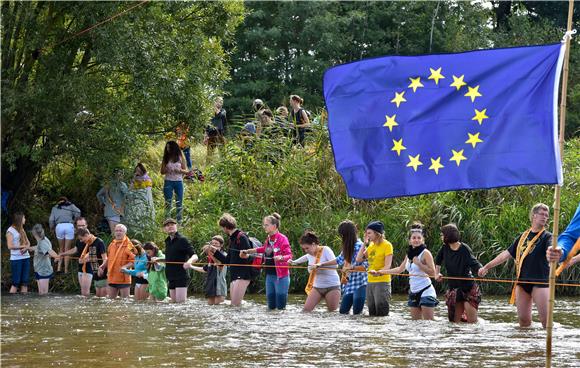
[546,1,574,367]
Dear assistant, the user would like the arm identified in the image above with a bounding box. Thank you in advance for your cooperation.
[49,210,56,230]
[374,256,407,275]
[290,254,309,265]
[383,254,393,270]
[160,161,167,175]
[96,187,107,205]
[478,250,512,277]
[183,253,199,269]
[298,110,310,127]
[191,266,206,273]
[415,250,436,277]
[355,243,367,263]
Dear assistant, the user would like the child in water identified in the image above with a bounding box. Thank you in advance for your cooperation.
[192,236,228,305]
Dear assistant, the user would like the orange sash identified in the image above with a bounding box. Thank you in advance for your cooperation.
[79,234,97,274]
[107,236,134,276]
[304,246,324,295]
[556,237,580,276]
[510,228,545,304]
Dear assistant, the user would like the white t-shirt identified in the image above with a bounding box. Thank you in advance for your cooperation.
[294,246,340,288]
[406,250,436,297]
[7,226,30,261]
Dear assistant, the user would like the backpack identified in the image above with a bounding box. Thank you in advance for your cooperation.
[236,231,263,279]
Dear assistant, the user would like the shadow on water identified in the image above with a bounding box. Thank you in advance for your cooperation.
[1,294,579,367]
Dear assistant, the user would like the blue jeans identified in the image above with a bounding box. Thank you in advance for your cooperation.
[163,180,184,222]
[340,285,367,315]
[182,147,192,170]
[265,274,290,310]
[11,258,30,286]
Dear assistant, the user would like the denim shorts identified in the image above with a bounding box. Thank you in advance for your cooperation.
[408,295,439,308]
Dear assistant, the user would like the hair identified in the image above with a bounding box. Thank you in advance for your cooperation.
[77,228,91,237]
[211,235,225,245]
[530,203,549,222]
[135,163,147,175]
[290,95,304,104]
[264,213,281,229]
[441,223,460,245]
[115,223,127,233]
[32,224,45,239]
[299,230,320,245]
[143,241,159,256]
[253,99,264,111]
[218,213,237,230]
[276,106,288,115]
[215,96,223,103]
[163,141,182,165]
[131,239,144,256]
[75,217,88,227]
[409,221,424,238]
[338,220,358,264]
[11,212,28,246]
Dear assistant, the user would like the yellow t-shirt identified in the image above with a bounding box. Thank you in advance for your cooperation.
[367,239,393,283]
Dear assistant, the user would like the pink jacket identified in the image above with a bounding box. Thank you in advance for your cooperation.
[255,232,293,279]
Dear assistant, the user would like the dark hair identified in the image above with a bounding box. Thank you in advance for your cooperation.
[163,141,182,165]
[131,239,144,256]
[211,235,224,245]
[75,217,88,226]
[299,230,319,245]
[135,163,147,175]
[441,223,460,245]
[218,213,237,230]
[57,196,72,208]
[77,228,91,237]
[338,220,358,264]
[290,95,304,104]
[143,242,159,256]
[409,221,424,238]
[264,213,281,228]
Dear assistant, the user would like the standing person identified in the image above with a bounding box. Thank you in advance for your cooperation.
[208,213,254,307]
[176,122,193,171]
[6,212,31,294]
[547,201,580,273]
[163,218,198,303]
[241,213,292,310]
[288,231,341,312]
[161,141,188,223]
[97,170,128,234]
[355,221,393,316]
[125,163,155,234]
[49,196,81,273]
[143,242,168,302]
[30,224,59,295]
[98,224,135,299]
[373,222,438,320]
[317,220,368,315]
[479,203,553,328]
[121,240,149,301]
[435,223,482,323]
[193,236,228,305]
[205,96,227,162]
[289,95,310,146]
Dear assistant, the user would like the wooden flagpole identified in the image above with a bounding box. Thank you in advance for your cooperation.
[546,1,574,367]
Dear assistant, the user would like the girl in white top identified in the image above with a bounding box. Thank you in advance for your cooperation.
[6,212,31,294]
[289,231,341,312]
[372,222,438,320]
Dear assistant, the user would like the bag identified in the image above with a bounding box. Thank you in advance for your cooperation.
[236,231,262,279]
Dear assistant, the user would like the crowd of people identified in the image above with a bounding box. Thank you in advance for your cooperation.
[5,201,579,328]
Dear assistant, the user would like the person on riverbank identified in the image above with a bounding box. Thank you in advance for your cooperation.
[97,170,128,234]
[163,218,198,303]
[242,213,292,310]
[373,222,438,320]
[316,220,368,315]
[208,213,254,307]
[192,236,228,305]
[547,201,580,273]
[289,230,341,312]
[143,242,168,301]
[205,96,227,163]
[355,221,393,316]
[49,196,81,273]
[6,212,31,294]
[161,141,189,223]
[30,224,59,295]
[479,203,553,328]
[121,240,149,301]
[98,224,135,299]
[435,223,482,323]
[289,95,310,146]
[125,163,155,234]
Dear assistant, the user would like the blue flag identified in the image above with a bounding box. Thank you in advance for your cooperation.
[323,43,564,200]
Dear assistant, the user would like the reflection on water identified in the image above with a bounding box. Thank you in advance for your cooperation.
[1,294,579,367]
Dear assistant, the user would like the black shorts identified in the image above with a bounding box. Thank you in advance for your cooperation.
[108,283,131,289]
[168,279,189,289]
[135,277,148,285]
[519,282,548,295]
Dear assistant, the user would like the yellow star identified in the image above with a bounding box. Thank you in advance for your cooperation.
[408,77,424,93]
[391,138,406,156]
[464,85,482,102]
[383,114,398,132]
[428,67,445,85]
[450,75,467,91]
[429,157,444,175]
[449,149,467,166]
[406,154,423,172]
[472,108,489,125]
[390,91,407,108]
[465,132,483,148]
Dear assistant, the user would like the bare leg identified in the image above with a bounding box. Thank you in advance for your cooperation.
[421,306,435,320]
[78,273,92,296]
[325,289,341,312]
[303,290,323,312]
[119,287,130,299]
[454,303,465,323]
[215,296,225,304]
[515,286,533,327]
[96,287,108,297]
[230,280,250,306]
[9,286,18,294]
[63,239,74,273]
[173,287,187,303]
[532,287,550,328]
[169,289,176,302]
[107,286,120,299]
[20,285,27,294]
[463,302,478,323]
[410,307,423,320]
[37,279,50,295]
[57,238,66,272]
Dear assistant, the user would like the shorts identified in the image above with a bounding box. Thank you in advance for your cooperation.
[519,282,548,295]
[135,277,149,285]
[35,272,54,280]
[78,272,94,282]
[408,295,439,308]
[108,215,121,224]
[168,279,189,289]
[94,278,107,289]
[108,283,131,289]
[55,223,75,240]
[313,285,340,297]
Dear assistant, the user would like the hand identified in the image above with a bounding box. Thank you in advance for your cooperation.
[369,270,381,277]
[546,247,563,263]
[478,267,488,278]
[273,255,284,262]
[183,262,192,270]
[239,250,249,259]
[151,257,158,264]
[287,259,294,266]
[120,267,129,274]
[98,266,104,277]
[435,273,443,282]
[307,264,318,272]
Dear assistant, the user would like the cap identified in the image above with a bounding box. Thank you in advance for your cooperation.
[163,218,177,226]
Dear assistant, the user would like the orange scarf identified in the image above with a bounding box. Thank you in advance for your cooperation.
[510,228,545,304]
[556,238,580,276]
[79,234,97,273]
[305,246,324,295]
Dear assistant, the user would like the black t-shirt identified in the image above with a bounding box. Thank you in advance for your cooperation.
[164,232,196,282]
[507,230,552,283]
[75,238,106,279]
[435,243,482,291]
[264,240,276,276]
[212,230,253,281]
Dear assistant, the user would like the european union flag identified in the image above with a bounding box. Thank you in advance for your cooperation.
[323,43,564,199]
